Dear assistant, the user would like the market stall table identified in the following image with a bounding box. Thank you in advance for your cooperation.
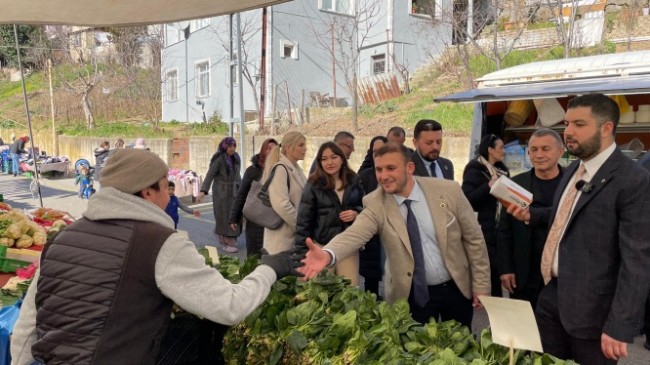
[20,161,70,174]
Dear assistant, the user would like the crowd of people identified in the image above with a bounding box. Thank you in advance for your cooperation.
[8,93,650,364]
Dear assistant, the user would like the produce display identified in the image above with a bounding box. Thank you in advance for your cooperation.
[0,204,69,249]
[211,255,577,365]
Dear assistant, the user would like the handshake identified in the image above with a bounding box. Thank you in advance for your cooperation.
[260,247,307,279]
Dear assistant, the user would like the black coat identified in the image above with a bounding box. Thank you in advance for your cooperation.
[357,168,382,283]
[10,139,27,154]
[496,167,562,290]
[295,174,365,247]
[461,159,509,248]
[230,154,264,255]
[411,151,454,180]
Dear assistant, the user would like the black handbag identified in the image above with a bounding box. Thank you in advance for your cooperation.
[243,164,290,229]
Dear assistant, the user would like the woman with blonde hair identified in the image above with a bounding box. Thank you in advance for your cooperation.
[262,131,307,254]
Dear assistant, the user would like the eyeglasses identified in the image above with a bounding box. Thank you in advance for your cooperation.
[339,143,354,151]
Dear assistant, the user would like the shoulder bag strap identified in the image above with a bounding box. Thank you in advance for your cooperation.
[261,164,291,192]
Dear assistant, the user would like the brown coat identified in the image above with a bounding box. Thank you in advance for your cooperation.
[324,177,491,304]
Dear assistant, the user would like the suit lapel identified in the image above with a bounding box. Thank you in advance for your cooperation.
[568,151,620,223]
[416,178,448,253]
[384,193,412,256]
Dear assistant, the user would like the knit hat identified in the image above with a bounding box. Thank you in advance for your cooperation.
[99,149,168,194]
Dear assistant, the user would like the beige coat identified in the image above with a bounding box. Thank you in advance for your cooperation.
[324,177,491,304]
[263,155,307,254]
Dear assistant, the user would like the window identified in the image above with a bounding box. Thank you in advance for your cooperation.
[195,61,210,98]
[190,18,210,32]
[320,0,354,15]
[411,0,435,17]
[166,70,178,102]
[372,54,386,75]
[280,40,298,60]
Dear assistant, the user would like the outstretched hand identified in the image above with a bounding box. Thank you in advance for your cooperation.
[260,247,306,279]
[296,238,331,281]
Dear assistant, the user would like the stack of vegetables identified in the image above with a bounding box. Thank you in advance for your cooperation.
[214,255,576,365]
[0,204,68,249]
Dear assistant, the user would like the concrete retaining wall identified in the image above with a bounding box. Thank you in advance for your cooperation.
[0,130,472,181]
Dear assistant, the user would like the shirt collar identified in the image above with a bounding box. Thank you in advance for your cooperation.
[393,178,425,206]
[581,142,616,179]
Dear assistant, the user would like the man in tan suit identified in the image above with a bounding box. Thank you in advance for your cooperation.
[298,143,490,327]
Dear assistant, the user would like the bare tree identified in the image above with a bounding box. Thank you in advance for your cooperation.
[420,0,539,86]
[307,0,381,132]
[209,13,262,115]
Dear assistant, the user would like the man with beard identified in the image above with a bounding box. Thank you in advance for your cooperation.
[535,94,650,364]
[411,119,454,180]
[296,143,490,328]
[497,128,565,309]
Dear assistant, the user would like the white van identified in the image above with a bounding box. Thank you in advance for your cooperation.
[436,50,650,167]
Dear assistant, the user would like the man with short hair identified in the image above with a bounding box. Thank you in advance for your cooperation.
[310,131,355,173]
[11,149,303,365]
[411,119,454,180]
[497,128,565,309]
[334,131,355,159]
[298,143,490,328]
[387,126,407,145]
[535,94,650,364]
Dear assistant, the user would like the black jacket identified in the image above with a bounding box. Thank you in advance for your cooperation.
[496,167,563,290]
[10,139,27,154]
[295,174,364,247]
[94,147,110,166]
[411,151,455,180]
[461,158,509,247]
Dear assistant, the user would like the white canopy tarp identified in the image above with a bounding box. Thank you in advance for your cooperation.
[0,0,290,26]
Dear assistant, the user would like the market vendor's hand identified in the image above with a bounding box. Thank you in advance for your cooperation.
[260,248,305,279]
[297,238,330,281]
[506,203,530,222]
[500,273,516,294]
[339,210,358,223]
[193,210,201,217]
[601,333,627,360]
[197,192,206,203]
[473,292,489,309]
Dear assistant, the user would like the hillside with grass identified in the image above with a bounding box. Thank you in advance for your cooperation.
[0,28,634,140]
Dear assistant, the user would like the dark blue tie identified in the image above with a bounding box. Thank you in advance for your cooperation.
[404,199,429,307]
[429,161,437,177]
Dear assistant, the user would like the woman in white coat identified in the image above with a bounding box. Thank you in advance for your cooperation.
[262,131,307,254]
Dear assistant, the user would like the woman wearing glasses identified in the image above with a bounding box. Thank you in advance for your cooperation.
[461,134,509,297]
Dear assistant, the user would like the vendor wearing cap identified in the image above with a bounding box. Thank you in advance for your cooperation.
[11,149,304,365]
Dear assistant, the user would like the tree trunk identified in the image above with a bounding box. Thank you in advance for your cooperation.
[82,89,95,129]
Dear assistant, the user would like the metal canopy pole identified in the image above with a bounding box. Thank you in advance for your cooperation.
[236,13,246,177]
[14,24,43,207]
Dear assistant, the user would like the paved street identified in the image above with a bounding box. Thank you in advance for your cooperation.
[1,172,649,363]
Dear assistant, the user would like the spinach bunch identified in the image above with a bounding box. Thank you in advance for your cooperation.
[219,256,578,365]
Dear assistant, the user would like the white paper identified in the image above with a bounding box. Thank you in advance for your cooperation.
[205,245,220,266]
[479,296,543,353]
[490,175,533,209]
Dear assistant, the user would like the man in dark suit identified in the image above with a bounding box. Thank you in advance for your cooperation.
[637,157,650,352]
[536,94,650,364]
[411,119,454,180]
[497,128,564,309]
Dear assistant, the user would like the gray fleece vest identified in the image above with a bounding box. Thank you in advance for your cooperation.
[33,218,175,365]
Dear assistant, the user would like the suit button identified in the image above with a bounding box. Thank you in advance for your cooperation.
[407,272,412,277]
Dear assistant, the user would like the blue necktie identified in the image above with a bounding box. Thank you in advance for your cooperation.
[404,199,429,307]
[429,161,438,178]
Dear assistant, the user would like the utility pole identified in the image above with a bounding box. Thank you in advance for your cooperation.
[259,7,267,130]
[47,59,58,156]
[236,13,247,176]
